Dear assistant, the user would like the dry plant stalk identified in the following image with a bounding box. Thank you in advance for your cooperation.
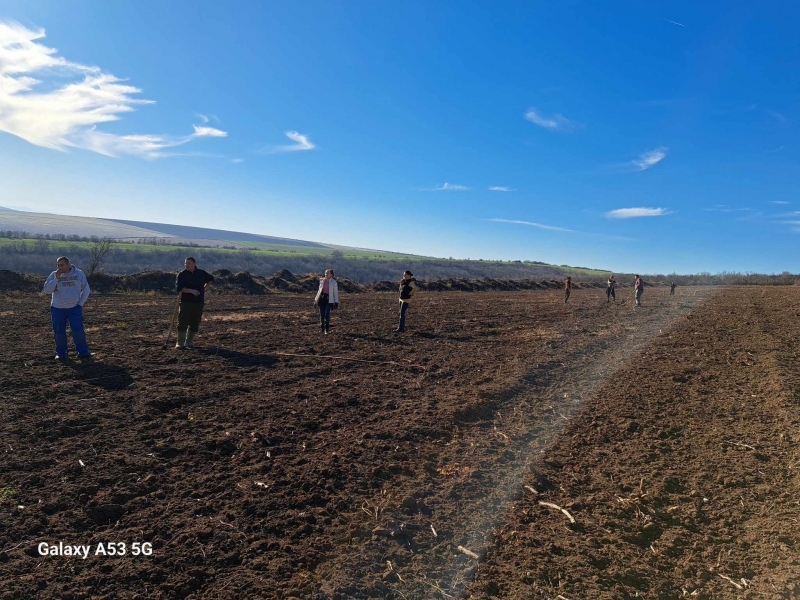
[457,545,479,559]
[538,501,576,524]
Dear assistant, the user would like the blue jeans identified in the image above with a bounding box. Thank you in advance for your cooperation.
[318,300,331,330]
[398,301,409,331]
[51,305,90,356]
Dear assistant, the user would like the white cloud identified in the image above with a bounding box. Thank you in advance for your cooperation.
[632,147,667,170]
[664,19,685,27]
[231,158,244,163]
[0,20,227,158]
[606,207,670,219]
[192,125,227,138]
[488,218,575,233]
[489,186,516,192]
[262,131,315,154]
[524,108,574,131]
[423,182,471,191]
[769,200,789,205]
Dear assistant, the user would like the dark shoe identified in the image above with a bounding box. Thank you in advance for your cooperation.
[55,354,67,361]
[78,353,95,360]
[394,328,405,333]
[185,330,196,349]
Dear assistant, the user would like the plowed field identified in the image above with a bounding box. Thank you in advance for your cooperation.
[1,287,799,599]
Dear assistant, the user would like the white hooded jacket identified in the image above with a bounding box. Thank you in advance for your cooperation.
[314,278,339,305]
[43,265,91,309]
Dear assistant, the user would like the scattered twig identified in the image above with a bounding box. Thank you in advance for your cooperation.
[2,539,35,554]
[523,485,539,496]
[457,545,479,559]
[386,561,404,582]
[722,440,756,451]
[718,574,744,590]
[430,524,437,538]
[538,501,576,524]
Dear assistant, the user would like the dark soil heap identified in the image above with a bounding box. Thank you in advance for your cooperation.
[3,268,615,296]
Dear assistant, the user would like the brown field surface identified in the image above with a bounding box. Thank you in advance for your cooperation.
[1,287,799,599]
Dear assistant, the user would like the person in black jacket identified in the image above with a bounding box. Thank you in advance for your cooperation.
[395,270,418,333]
[175,257,214,349]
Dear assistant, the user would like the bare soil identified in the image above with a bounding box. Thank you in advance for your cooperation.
[1,287,799,599]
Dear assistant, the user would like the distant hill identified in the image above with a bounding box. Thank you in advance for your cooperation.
[105,219,328,248]
[0,210,355,250]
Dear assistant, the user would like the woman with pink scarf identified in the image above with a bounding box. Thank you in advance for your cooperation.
[314,269,340,334]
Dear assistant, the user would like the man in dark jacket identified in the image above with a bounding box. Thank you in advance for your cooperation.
[175,257,214,349]
[395,270,418,333]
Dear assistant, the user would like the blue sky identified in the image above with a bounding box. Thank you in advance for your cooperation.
[0,0,798,273]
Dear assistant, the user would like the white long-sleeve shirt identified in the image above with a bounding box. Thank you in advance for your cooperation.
[43,265,91,309]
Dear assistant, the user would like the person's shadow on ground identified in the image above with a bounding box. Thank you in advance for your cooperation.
[196,347,278,368]
[70,360,135,391]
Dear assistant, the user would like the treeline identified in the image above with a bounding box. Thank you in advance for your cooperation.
[0,230,219,248]
[0,245,582,283]
[1,240,798,285]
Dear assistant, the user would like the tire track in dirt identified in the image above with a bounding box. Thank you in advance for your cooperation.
[322,288,718,599]
[466,287,800,599]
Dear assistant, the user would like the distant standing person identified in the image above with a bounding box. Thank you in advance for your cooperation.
[175,257,214,349]
[670,281,677,296]
[634,274,644,307]
[564,276,572,303]
[42,256,92,360]
[606,275,616,303]
[314,269,339,334]
[396,270,418,333]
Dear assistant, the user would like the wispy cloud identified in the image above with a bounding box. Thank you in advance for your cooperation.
[703,205,752,213]
[664,18,685,27]
[632,147,667,171]
[489,186,516,192]
[524,108,575,131]
[767,110,787,123]
[606,207,670,219]
[489,218,636,241]
[422,182,471,191]
[488,218,575,232]
[769,200,789,205]
[262,131,316,154]
[231,158,244,164]
[0,20,227,158]
[194,113,219,124]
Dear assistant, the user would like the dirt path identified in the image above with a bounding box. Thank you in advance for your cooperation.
[1,287,798,599]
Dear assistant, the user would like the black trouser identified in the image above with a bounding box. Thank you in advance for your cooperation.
[318,298,331,330]
[670,288,675,295]
[564,289,570,303]
[607,286,615,301]
[178,302,204,332]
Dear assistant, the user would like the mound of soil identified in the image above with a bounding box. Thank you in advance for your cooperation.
[0,270,40,293]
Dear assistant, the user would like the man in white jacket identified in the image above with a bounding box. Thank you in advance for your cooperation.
[42,256,92,360]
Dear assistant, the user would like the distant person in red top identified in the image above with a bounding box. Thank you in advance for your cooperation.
[634,275,644,307]
[564,276,572,303]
